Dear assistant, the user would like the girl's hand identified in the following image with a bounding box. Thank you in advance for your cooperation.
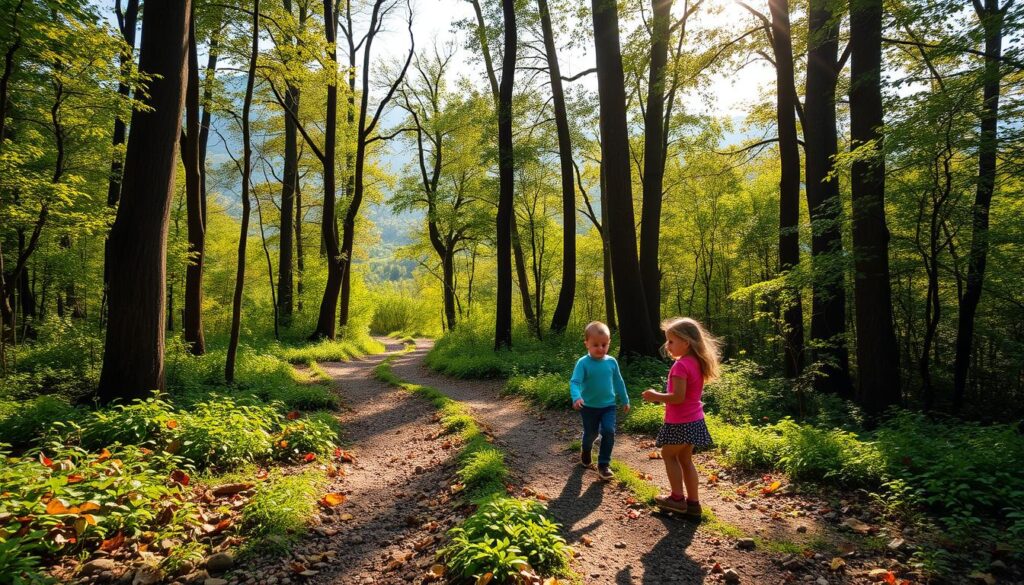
[641,389,658,402]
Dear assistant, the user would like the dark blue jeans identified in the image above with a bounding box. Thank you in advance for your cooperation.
[580,405,617,466]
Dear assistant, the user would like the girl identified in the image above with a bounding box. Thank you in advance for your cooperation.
[641,317,721,519]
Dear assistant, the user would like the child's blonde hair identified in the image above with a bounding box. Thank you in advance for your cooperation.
[584,321,611,340]
[661,317,721,382]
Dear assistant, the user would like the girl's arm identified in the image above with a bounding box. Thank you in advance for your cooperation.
[641,376,688,404]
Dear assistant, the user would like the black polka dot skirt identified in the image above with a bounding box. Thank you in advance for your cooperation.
[655,418,714,451]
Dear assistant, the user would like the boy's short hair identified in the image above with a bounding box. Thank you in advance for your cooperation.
[584,321,611,339]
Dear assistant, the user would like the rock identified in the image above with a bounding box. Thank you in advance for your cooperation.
[132,565,162,585]
[205,553,234,575]
[736,538,756,550]
[180,571,209,584]
[990,560,1008,574]
[841,518,872,535]
[867,568,891,580]
[816,579,829,585]
[723,568,741,583]
[203,580,228,585]
[98,571,115,583]
[614,542,627,549]
[782,557,802,571]
[796,525,808,534]
[81,560,118,576]
[211,483,254,497]
[887,538,905,551]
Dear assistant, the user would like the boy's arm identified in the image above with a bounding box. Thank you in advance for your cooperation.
[569,360,586,403]
[612,360,629,406]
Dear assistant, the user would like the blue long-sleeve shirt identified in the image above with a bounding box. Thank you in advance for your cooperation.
[569,355,630,408]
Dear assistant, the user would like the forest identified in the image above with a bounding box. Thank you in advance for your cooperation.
[1,0,1022,583]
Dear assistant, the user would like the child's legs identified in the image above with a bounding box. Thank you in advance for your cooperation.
[580,407,600,452]
[596,406,616,465]
[676,444,699,501]
[661,444,687,495]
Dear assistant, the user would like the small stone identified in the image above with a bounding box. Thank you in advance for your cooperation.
[887,538,905,551]
[81,560,118,576]
[796,525,808,533]
[614,542,627,549]
[414,465,424,474]
[990,560,1008,573]
[203,580,228,585]
[723,568,741,583]
[736,538,756,550]
[816,578,829,585]
[98,571,115,583]
[205,553,234,575]
[782,558,802,571]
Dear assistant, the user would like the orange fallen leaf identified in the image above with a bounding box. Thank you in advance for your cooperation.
[255,468,269,480]
[100,532,125,552]
[166,419,179,429]
[169,469,190,486]
[320,493,346,507]
[39,452,53,467]
[648,451,662,459]
[476,573,494,585]
[287,411,301,420]
[581,535,593,547]
[78,502,101,513]
[45,499,69,514]
[761,480,782,495]
[303,452,316,463]
[96,448,111,462]
[66,474,85,484]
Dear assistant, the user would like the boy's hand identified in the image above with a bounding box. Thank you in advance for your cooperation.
[623,403,630,413]
[573,398,584,410]
[641,389,658,402]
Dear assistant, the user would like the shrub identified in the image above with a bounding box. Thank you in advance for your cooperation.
[174,398,279,470]
[272,412,340,461]
[458,448,507,500]
[0,396,79,449]
[621,402,663,434]
[504,374,568,409]
[774,419,884,486]
[441,497,572,581]
[241,469,327,556]
[368,288,437,336]
[77,397,177,450]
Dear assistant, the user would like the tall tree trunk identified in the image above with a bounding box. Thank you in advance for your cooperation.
[495,0,517,350]
[538,0,576,333]
[182,4,205,355]
[805,0,851,395]
[640,0,672,334]
[849,0,900,417]
[591,0,659,357]
[599,163,616,331]
[277,77,298,327]
[97,0,190,402]
[296,180,304,312]
[954,0,1006,407]
[310,0,343,339]
[226,0,259,383]
[198,34,220,231]
[768,0,805,377]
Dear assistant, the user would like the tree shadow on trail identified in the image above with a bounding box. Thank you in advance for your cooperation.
[548,463,607,541]
[616,513,702,585]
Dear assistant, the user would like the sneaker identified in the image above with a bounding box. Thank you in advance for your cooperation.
[580,448,593,468]
[597,465,614,480]
[654,494,688,513]
[684,501,703,520]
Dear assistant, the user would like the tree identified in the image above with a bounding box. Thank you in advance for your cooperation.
[590,0,659,357]
[639,0,672,334]
[537,0,576,333]
[804,0,851,394]
[495,0,516,350]
[849,0,901,416]
[953,0,1012,406]
[181,3,205,355]
[98,0,190,401]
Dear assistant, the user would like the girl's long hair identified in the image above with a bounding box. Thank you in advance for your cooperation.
[661,317,721,382]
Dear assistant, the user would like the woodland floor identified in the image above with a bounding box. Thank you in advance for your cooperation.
[232,339,914,585]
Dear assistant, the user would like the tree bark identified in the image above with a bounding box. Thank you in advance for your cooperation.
[954,0,1006,407]
[226,0,259,383]
[849,0,901,417]
[277,1,300,328]
[182,4,205,355]
[98,0,190,402]
[767,0,805,377]
[538,0,576,333]
[495,0,517,350]
[640,0,672,334]
[591,0,659,357]
[805,0,851,395]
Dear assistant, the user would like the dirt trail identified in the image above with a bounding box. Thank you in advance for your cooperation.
[387,340,813,585]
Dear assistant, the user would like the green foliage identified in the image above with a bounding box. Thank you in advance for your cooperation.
[0,444,192,578]
[240,469,327,556]
[368,286,437,336]
[426,326,578,379]
[620,402,663,434]
[458,448,507,500]
[277,337,384,365]
[441,497,572,581]
[0,396,79,449]
[504,374,569,409]
[272,412,341,461]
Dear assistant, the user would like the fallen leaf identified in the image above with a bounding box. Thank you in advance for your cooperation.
[166,419,179,429]
[39,452,53,467]
[212,483,253,497]
[100,532,125,551]
[450,483,465,494]
[165,439,182,454]
[287,410,301,420]
[648,451,662,459]
[320,493,346,507]
[78,502,101,513]
[169,470,190,486]
[45,499,69,514]
[761,481,782,495]
[303,452,316,463]
[96,448,112,462]
[711,562,723,574]
[829,557,846,571]
[255,468,269,480]
[66,474,85,484]
[414,536,435,551]
[580,535,593,547]
[841,517,872,535]
[289,562,307,574]
[476,572,493,585]
[339,513,353,521]
[626,509,641,519]
[542,579,561,585]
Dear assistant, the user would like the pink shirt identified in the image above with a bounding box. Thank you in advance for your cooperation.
[664,355,705,424]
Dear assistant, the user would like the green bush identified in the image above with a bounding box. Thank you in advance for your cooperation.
[775,419,884,485]
[621,401,663,434]
[77,397,177,450]
[174,398,279,470]
[458,448,507,499]
[441,497,571,581]
[0,396,79,449]
[426,326,578,379]
[368,288,437,336]
[706,415,785,469]
[273,412,340,461]
[504,374,569,409]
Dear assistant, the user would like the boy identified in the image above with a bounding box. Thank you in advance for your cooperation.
[570,321,630,480]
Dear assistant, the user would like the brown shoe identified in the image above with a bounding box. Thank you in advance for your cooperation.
[684,501,703,520]
[654,495,688,513]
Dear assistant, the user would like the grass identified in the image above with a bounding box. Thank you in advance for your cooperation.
[240,469,329,556]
